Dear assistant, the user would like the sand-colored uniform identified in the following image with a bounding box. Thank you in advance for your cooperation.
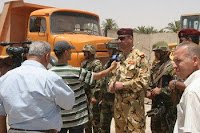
[109,47,150,133]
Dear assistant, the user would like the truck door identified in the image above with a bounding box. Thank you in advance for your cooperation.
[28,17,48,42]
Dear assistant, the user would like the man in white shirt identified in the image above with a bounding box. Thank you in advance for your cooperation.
[173,41,200,133]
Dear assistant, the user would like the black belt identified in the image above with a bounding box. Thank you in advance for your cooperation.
[10,128,51,132]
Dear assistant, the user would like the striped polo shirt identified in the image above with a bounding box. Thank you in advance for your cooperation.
[50,63,93,128]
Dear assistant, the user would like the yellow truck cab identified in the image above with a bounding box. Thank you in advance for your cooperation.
[0,1,113,67]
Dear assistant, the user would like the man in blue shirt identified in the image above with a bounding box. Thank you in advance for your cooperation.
[0,41,75,133]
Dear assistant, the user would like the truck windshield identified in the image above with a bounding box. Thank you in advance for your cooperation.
[181,15,200,31]
[50,11,101,35]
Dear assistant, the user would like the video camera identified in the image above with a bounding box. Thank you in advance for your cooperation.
[0,41,32,68]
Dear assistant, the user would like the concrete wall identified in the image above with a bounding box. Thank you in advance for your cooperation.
[107,30,178,63]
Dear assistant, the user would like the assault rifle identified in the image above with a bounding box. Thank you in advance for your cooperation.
[146,97,173,133]
[147,73,174,133]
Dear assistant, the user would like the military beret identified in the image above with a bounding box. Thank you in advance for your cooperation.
[117,28,133,37]
[178,28,200,38]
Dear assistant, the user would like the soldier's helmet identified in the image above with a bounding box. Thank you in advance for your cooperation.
[82,44,96,54]
[152,41,170,52]
[106,39,119,50]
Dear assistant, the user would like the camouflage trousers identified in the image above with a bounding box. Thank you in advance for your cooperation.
[84,107,92,133]
[151,107,176,133]
[85,101,101,133]
[99,99,114,133]
[84,90,93,133]
[114,102,145,133]
[151,114,169,133]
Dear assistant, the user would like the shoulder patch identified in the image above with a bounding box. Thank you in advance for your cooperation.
[92,59,102,66]
[136,50,145,58]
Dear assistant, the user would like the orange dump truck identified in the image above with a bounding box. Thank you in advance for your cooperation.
[0,1,113,67]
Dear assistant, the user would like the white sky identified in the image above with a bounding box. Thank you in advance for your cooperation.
[0,0,200,29]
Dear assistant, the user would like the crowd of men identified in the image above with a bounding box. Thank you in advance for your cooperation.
[0,27,200,133]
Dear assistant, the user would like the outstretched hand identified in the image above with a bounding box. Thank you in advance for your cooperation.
[110,61,117,70]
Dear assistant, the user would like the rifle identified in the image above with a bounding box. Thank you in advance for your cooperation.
[146,98,173,133]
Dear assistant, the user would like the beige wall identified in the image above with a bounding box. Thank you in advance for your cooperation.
[107,30,178,63]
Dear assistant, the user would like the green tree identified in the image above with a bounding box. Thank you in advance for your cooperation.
[165,20,180,33]
[102,18,118,30]
[134,26,158,34]
[158,28,167,33]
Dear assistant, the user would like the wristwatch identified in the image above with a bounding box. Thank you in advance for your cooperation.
[172,80,177,88]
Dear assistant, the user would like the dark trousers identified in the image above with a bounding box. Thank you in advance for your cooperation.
[59,125,84,133]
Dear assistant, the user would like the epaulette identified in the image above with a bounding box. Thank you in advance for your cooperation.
[92,59,102,66]
[136,50,145,58]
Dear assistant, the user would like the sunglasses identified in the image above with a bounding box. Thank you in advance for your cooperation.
[118,37,125,41]
[118,35,130,41]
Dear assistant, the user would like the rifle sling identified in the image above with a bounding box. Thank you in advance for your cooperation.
[153,62,171,85]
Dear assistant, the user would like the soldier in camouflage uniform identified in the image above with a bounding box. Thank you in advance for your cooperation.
[81,44,102,133]
[99,39,119,133]
[109,28,150,133]
[146,41,177,133]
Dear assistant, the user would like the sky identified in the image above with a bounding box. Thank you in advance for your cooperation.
[0,0,200,30]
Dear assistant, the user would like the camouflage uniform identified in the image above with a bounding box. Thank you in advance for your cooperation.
[99,63,114,133]
[109,47,150,133]
[99,40,119,133]
[81,44,103,133]
[149,41,177,133]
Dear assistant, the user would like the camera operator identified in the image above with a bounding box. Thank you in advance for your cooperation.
[0,57,12,133]
[0,41,31,69]
[0,57,13,76]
